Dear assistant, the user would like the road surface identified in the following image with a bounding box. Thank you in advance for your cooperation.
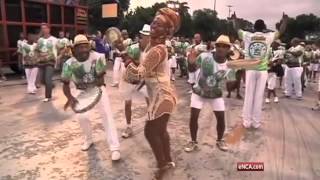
[0,69,319,180]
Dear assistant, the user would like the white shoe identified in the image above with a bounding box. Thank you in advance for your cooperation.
[188,90,193,94]
[28,90,36,94]
[81,140,93,151]
[265,98,270,103]
[121,127,133,138]
[111,150,121,161]
[242,122,251,129]
[111,83,119,87]
[274,97,279,103]
[252,123,261,129]
[297,97,303,101]
[42,98,51,102]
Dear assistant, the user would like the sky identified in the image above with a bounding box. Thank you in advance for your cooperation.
[129,0,320,30]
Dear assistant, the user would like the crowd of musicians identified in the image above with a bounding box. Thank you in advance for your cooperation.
[1,8,320,179]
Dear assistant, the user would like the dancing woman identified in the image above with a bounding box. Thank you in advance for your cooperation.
[127,8,180,179]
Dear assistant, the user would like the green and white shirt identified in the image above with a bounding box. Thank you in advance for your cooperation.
[312,49,320,64]
[56,38,71,50]
[21,42,37,67]
[17,39,27,54]
[61,51,107,86]
[36,36,58,65]
[193,51,231,98]
[239,30,277,71]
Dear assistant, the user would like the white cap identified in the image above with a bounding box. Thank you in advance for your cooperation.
[139,24,151,36]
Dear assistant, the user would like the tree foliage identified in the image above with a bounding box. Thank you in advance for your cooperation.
[88,1,320,43]
[279,13,320,43]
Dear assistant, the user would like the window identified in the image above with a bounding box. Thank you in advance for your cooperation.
[27,26,41,35]
[5,0,22,22]
[25,1,47,23]
[7,25,23,48]
[0,25,5,48]
[0,2,2,21]
[64,7,75,24]
[48,0,63,4]
[51,26,62,37]
[64,27,75,39]
[79,0,88,6]
[50,5,62,24]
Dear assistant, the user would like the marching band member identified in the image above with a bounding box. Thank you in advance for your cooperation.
[285,38,304,99]
[56,31,72,70]
[35,23,58,102]
[16,32,27,79]
[167,41,177,81]
[186,33,207,93]
[233,13,288,129]
[310,43,320,83]
[120,25,150,138]
[226,40,245,99]
[184,36,232,153]
[111,30,132,87]
[61,35,121,161]
[21,33,38,94]
[302,45,313,88]
[266,41,284,103]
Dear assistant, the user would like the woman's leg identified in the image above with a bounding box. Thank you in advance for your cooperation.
[158,114,172,163]
[145,119,166,168]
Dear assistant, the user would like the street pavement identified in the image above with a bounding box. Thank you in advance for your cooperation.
[0,69,319,180]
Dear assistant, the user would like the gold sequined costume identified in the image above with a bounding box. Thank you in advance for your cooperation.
[138,44,177,120]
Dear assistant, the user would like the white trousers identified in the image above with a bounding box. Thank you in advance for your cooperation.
[282,64,288,91]
[112,57,123,84]
[25,67,38,93]
[267,72,277,90]
[242,70,268,127]
[285,67,303,97]
[77,87,120,151]
[188,72,197,84]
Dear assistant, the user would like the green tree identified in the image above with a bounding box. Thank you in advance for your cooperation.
[121,3,167,37]
[278,13,320,43]
[175,1,193,38]
[192,9,219,41]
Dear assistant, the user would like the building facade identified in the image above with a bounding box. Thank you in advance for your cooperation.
[0,0,88,70]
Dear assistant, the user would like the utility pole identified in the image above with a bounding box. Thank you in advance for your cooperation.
[226,5,233,18]
[213,0,217,12]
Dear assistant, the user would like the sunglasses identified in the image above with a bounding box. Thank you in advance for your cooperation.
[216,44,230,48]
